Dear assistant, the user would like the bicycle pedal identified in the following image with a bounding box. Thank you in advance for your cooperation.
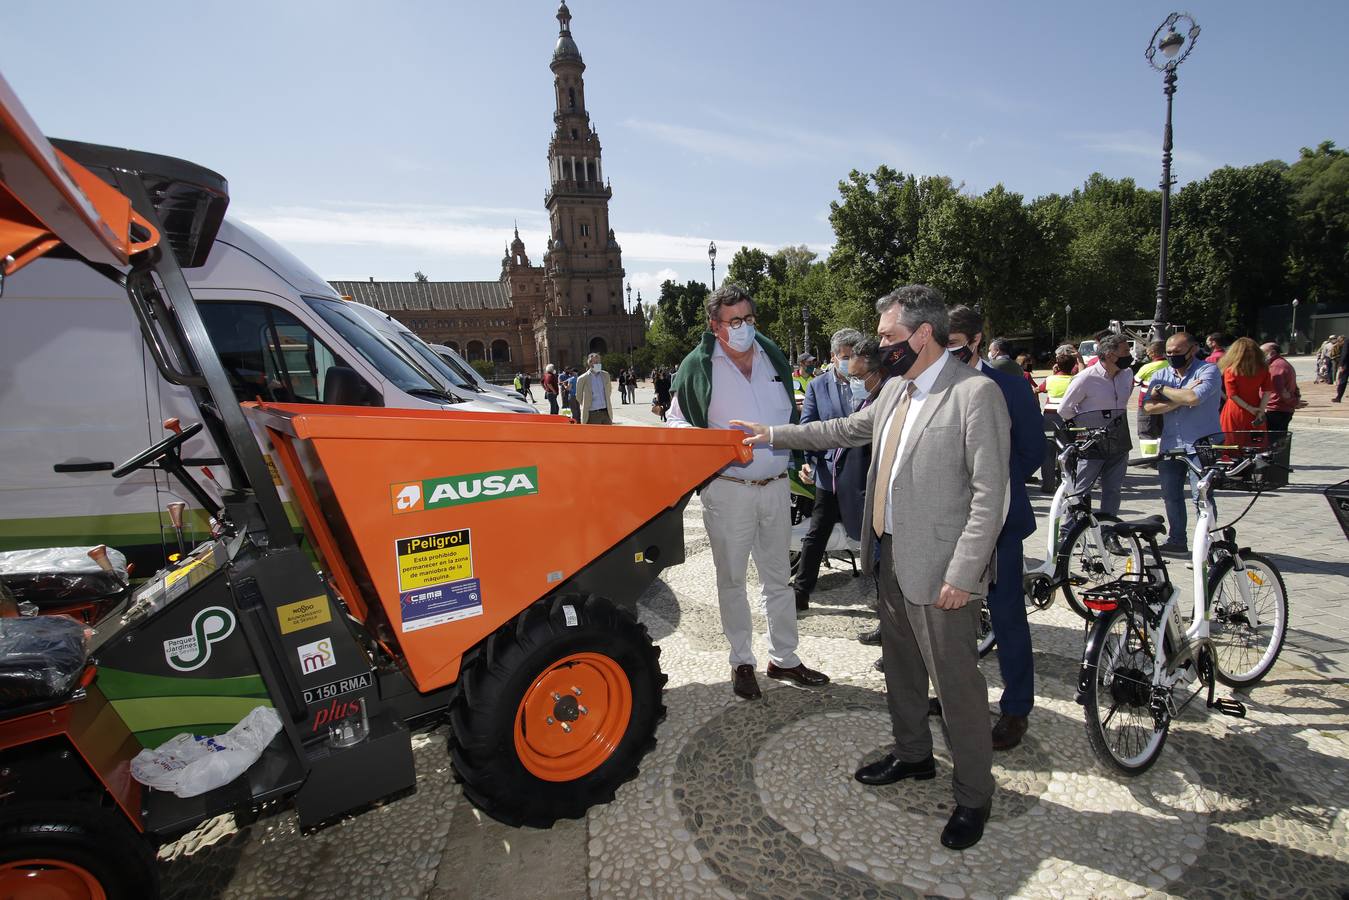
[1210,697,1246,718]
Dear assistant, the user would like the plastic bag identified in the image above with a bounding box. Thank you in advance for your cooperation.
[0,546,128,606]
[131,706,283,798]
[0,615,89,705]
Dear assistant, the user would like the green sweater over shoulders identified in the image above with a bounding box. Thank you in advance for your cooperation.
[670,331,799,429]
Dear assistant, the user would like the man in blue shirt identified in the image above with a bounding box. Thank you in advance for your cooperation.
[1142,332,1222,554]
[792,329,866,611]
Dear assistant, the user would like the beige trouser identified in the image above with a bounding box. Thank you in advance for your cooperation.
[878,534,995,808]
[700,476,800,669]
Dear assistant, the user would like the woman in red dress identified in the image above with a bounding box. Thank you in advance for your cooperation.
[1218,337,1272,443]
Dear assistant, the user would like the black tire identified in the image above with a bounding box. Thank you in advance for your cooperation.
[447,593,667,827]
[1082,607,1169,776]
[977,598,996,658]
[1059,514,1144,621]
[1206,552,1289,687]
[0,801,159,899]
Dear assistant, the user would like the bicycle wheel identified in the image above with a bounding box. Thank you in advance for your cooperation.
[1082,607,1169,776]
[977,598,996,658]
[1206,552,1288,686]
[1060,515,1144,620]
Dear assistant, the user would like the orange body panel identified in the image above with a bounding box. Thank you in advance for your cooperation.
[245,403,749,692]
[0,681,144,829]
[0,70,159,274]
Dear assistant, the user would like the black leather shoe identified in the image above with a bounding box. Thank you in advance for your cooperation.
[991,714,1028,751]
[857,626,882,646]
[766,662,829,686]
[732,664,761,700]
[854,753,936,785]
[873,657,884,672]
[928,697,943,717]
[941,800,992,850]
[795,590,810,611]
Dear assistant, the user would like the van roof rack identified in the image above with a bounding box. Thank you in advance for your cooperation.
[51,139,229,269]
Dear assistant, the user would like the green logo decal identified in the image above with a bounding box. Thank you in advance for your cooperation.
[163,606,237,672]
[420,466,539,510]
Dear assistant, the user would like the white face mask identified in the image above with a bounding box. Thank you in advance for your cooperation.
[850,377,869,401]
[591,363,602,373]
[724,323,756,353]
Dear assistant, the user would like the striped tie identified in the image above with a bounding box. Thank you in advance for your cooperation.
[871,382,916,538]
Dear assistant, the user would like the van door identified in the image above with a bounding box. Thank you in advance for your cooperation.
[0,260,171,574]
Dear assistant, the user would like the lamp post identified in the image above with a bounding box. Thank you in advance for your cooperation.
[1146,12,1201,344]
[708,241,717,292]
[625,282,632,313]
[1291,297,1300,351]
[1065,303,1071,343]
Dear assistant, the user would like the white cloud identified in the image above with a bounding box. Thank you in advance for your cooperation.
[626,268,681,301]
[1068,130,1215,170]
[234,201,827,272]
[967,136,987,152]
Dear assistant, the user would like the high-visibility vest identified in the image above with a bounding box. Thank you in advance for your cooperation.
[1043,374,1073,409]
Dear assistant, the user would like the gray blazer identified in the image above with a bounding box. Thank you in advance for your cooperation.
[770,360,1011,604]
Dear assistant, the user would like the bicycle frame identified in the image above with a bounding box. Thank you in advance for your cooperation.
[1025,430,1128,584]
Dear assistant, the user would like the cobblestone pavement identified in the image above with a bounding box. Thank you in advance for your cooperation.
[161,384,1349,898]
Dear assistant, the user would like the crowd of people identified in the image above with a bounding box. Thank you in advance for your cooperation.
[637,280,1315,852]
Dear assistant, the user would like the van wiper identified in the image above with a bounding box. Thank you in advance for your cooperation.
[406,387,462,404]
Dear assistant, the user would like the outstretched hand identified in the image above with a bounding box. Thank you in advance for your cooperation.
[728,420,771,446]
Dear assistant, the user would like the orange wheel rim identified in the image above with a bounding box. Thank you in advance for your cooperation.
[514,651,633,782]
[0,859,107,900]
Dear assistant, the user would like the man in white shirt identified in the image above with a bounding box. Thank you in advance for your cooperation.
[667,284,830,701]
[575,353,613,424]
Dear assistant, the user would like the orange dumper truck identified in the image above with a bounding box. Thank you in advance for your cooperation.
[0,70,745,898]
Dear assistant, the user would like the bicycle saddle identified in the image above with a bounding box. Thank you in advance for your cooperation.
[1106,515,1166,539]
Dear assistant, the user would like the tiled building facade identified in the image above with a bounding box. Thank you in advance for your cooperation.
[331,3,644,375]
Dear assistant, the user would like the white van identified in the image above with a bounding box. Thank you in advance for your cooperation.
[346,303,535,414]
[429,342,529,405]
[0,216,521,574]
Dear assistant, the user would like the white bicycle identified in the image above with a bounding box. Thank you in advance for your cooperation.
[1077,432,1291,775]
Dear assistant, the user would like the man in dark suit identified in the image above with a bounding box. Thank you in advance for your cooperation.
[792,328,866,610]
[733,286,1010,850]
[946,306,1040,750]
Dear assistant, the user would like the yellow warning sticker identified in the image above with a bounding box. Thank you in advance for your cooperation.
[397,529,473,591]
[277,595,332,635]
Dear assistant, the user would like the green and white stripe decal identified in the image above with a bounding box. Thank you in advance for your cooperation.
[96,667,273,748]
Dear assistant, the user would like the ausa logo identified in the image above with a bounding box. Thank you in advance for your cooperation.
[391,466,538,513]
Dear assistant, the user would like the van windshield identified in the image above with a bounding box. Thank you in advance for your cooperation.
[436,347,484,386]
[397,333,477,391]
[304,297,448,397]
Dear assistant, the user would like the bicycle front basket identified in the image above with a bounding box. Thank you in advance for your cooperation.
[1194,431,1291,492]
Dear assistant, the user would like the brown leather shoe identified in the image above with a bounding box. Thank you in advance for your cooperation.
[991,713,1028,751]
[732,664,761,700]
[766,662,830,686]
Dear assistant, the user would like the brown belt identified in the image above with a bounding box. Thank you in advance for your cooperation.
[715,472,788,487]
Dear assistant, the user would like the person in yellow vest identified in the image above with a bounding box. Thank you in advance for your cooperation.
[1035,346,1078,493]
[793,353,818,399]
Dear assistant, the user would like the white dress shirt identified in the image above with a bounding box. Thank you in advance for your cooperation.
[666,341,792,479]
[877,351,948,533]
[589,370,608,410]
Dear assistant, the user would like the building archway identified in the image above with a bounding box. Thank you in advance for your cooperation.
[491,339,511,364]
[588,336,608,356]
[466,340,485,362]
[447,341,461,353]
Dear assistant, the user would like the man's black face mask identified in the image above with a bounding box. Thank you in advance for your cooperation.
[1168,349,1192,370]
[879,339,920,378]
[950,344,975,365]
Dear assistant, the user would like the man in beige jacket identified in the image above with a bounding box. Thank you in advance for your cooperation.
[732,285,1010,851]
[575,352,613,424]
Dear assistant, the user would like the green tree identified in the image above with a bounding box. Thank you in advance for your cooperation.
[1170,162,1293,334]
[827,166,958,301]
[1284,140,1349,305]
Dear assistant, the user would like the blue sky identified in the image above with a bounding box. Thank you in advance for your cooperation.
[4,1,1345,301]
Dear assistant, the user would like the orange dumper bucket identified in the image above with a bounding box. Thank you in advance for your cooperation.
[244,404,749,692]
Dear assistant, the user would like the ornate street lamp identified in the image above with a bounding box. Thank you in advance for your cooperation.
[1146,11,1201,343]
[802,305,810,358]
[1291,297,1300,351]
[1065,303,1072,342]
[708,241,717,291]
[625,281,632,313]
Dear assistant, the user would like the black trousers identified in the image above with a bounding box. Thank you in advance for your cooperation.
[1265,410,1293,435]
[792,486,842,595]
[546,392,559,415]
[1040,410,1062,495]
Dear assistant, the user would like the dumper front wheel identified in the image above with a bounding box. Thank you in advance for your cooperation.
[448,594,666,827]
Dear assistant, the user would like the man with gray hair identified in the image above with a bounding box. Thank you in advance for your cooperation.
[574,352,613,424]
[667,283,830,701]
[732,284,1010,850]
[1056,332,1135,515]
[792,327,867,610]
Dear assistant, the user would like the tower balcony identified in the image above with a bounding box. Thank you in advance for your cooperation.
[545,180,612,204]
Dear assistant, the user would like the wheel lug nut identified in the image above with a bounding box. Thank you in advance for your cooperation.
[560,722,572,733]
[578,705,588,715]
[571,687,582,696]
[546,716,555,725]
[552,692,562,701]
